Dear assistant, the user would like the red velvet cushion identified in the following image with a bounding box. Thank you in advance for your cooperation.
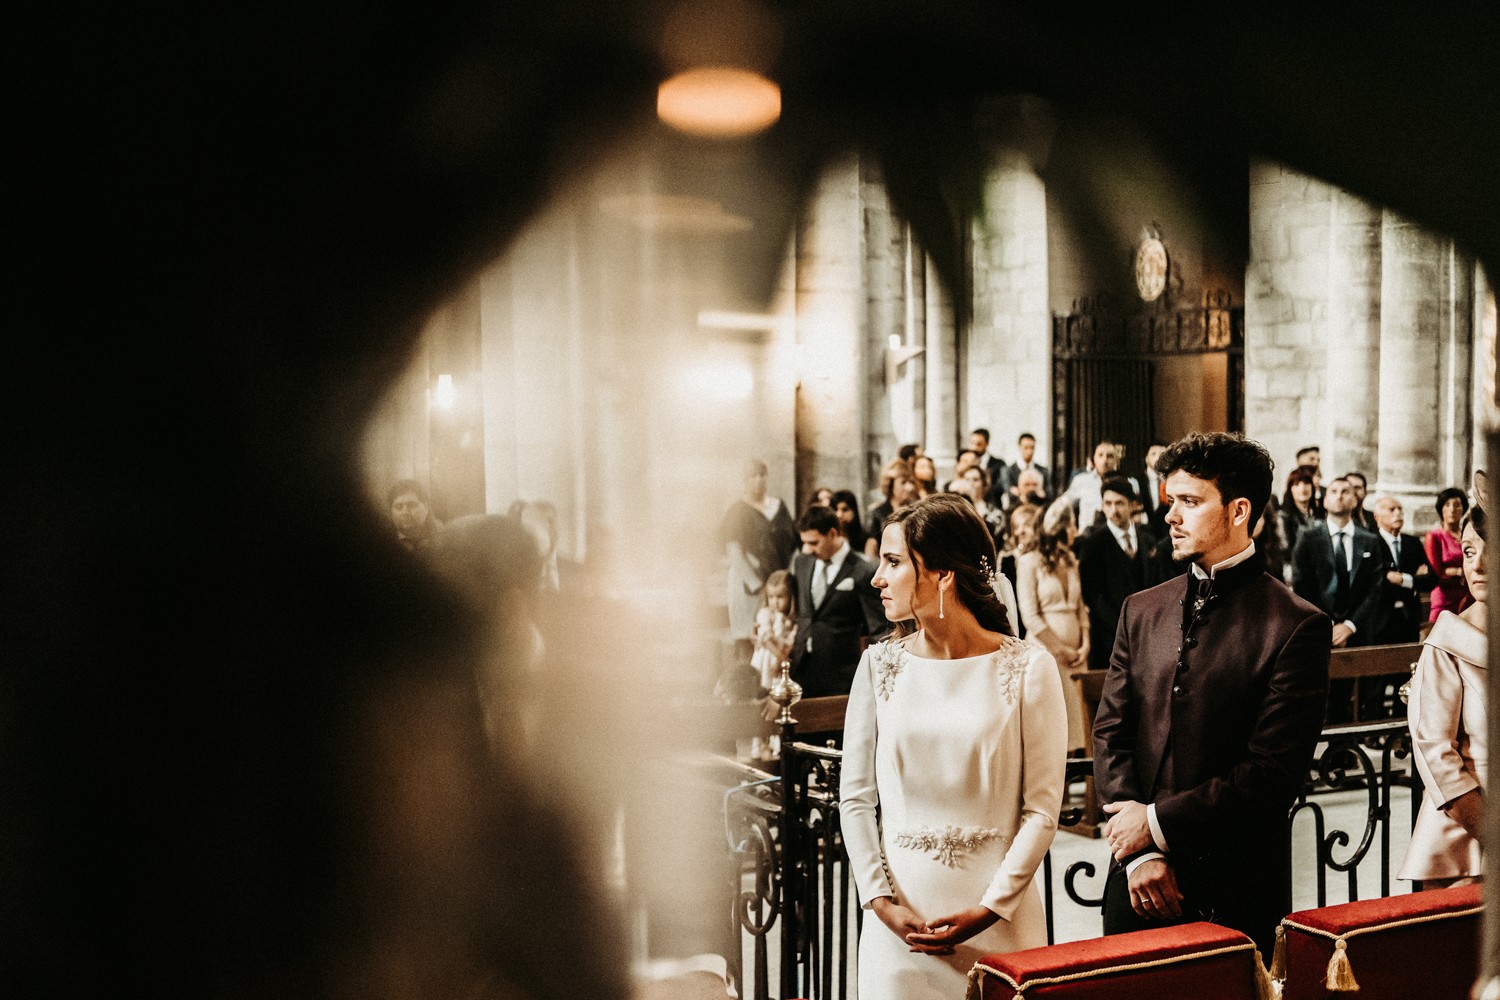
[1282,886,1483,1000]
[973,922,1261,999]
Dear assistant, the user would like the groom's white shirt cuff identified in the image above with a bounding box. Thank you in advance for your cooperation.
[1123,805,1171,875]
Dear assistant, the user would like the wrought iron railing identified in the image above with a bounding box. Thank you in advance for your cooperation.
[1292,718,1421,905]
[722,719,1420,1000]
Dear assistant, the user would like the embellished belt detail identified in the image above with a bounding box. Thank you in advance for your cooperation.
[893,824,1003,866]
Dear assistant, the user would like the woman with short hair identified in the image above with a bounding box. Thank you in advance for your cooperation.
[1426,487,1472,622]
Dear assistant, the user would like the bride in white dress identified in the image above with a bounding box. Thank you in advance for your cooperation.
[841,494,1067,1000]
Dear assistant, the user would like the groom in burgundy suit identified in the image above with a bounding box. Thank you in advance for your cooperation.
[1092,433,1330,957]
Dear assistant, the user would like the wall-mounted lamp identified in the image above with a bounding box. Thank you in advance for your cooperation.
[697,309,791,335]
[885,340,925,382]
[432,373,457,411]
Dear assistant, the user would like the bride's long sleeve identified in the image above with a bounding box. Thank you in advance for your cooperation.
[979,645,1066,919]
[839,648,894,907]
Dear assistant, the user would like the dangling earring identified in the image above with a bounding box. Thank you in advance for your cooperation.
[939,584,945,619]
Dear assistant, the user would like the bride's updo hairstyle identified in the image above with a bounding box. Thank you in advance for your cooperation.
[887,494,1014,637]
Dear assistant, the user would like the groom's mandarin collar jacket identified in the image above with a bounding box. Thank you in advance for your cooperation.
[1093,550,1330,947]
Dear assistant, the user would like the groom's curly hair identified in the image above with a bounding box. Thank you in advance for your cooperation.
[1155,433,1274,533]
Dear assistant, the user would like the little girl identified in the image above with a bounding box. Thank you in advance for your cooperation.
[748,570,797,761]
[750,570,797,692]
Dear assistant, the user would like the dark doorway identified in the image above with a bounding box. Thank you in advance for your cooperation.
[1051,289,1243,486]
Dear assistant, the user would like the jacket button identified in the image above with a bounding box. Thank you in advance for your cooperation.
[1173,685,1184,696]
[1177,645,1183,654]
[1184,637,1198,649]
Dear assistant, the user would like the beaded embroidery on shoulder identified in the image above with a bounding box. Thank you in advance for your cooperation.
[869,640,906,700]
[993,636,1031,705]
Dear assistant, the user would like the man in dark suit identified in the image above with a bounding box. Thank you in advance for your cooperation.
[1139,441,1170,536]
[1368,496,1437,643]
[787,506,887,697]
[1094,433,1330,958]
[1076,476,1162,671]
[1344,470,1375,530]
[1291,476,1386,721]
[969,427,1008,496]
[1362,496,1437,717]
[1003,467,1050,512]
[996,431,1049,507]
[1291,477,1385,642]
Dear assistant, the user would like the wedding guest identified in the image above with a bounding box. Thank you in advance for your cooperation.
[1426,487,1472,622]
[1278,465,1318,559]
[865,462,920,559]
[723,460,799,660]
[1016,501,1089,751]
[952,464,1007,549]
[1400,500,1488,889]
[913,455,938,498]
[805,486,834,511]
[944,449,981,491]
[389,479,441,552]
[831,489,870,557]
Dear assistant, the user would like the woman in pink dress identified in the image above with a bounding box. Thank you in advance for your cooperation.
[1424,487,1471,621]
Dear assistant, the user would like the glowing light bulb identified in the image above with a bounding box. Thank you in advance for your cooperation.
[657,68,780,138]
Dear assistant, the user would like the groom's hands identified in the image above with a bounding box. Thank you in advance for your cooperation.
[1127,859,1184,919]
[1102,799,1154,860]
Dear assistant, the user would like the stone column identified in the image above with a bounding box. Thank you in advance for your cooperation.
[1321,192,1384,478]
[969,152,1050,466]
[1476,268,1499,474]
[793,156,867,501]
[861,157,902,487]
[924,255,959,474]
[1245,162,1380,477]
[1376,212,1468,505]
[899,234,927,449]
[1436,241,1474,492]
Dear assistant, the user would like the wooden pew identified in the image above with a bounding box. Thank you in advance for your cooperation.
[1068,669,1108,838]
[1326,642,1422,722]
[711,695,850,741]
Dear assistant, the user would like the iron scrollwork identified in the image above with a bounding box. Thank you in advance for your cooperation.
[719,718,1419,1000]
[1290,719,1416,907]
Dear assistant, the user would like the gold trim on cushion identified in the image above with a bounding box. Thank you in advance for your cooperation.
[966,940,1262,1000]
[1277,904,1485,994]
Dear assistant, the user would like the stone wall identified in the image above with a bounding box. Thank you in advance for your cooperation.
[1248,161,1477,526]
[793,156,869,501]
[968,153,1051,469]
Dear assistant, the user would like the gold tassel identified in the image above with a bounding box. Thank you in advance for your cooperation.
[1269,924,1287,982]
[1325,937,1359,992]
[964,966,983,1000]
[1254,947,1281,1000]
